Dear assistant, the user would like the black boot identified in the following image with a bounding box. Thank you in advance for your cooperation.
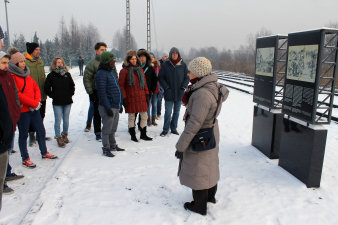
[128,127,138,142]
[184,189,208,216]
[207,185,217,204]
[102,147,115,157]
[29,132,36,147]
[140,127,153,141]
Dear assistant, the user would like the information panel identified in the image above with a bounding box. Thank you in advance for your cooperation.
[253,36,278,107]
[282,30,321,123]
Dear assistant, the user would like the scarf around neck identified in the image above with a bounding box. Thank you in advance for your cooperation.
[53,66,67,76]
[8,63,30,78]
[128,66,145,89]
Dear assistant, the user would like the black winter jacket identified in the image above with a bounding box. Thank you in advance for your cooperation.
[44,71,75,105]
[0,83,13,153]
[142,65,157,94]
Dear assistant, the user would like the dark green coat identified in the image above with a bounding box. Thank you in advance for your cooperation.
[25,56,46,101]
[83,55,100,95]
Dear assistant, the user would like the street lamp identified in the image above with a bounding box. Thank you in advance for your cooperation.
[4,0,10,45]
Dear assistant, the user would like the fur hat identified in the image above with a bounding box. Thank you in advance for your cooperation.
[7,47,19,56]
[100,51,115,64]
[10,52,25,65]
[188,57,212,78]
[123,50,141,67]
[137,49,151,67]
[26,42,39,54]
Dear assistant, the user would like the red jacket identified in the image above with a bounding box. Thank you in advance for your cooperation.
[10,73,41,113]
[0,70,21,131]
[118,67,149,113]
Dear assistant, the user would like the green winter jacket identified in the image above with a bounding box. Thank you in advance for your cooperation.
[83,54,100,95]
[25,53,47,101]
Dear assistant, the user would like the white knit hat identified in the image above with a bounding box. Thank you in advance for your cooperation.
[188,57,212,78]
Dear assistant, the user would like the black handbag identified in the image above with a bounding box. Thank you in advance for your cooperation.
[191,87,222,152]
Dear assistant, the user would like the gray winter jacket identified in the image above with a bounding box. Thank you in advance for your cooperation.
[176,74,229,190]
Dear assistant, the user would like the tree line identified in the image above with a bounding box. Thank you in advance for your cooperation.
[2,17,337,76]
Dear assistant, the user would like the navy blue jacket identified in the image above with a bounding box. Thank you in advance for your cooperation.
[159,59,189,101]
[96,67,122,111]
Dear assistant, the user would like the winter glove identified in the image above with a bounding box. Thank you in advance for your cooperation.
[89,93,98,103]
[175,150,183,159]
[123,99,128,109]
[106,109,114,117]
[146,94,150,106]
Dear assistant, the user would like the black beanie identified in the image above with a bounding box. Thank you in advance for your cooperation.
[26,42,39,54]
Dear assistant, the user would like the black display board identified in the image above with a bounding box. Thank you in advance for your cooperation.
[282,30,321,124]
[253,36,277,108]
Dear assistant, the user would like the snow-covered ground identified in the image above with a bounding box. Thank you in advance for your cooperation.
[1,64,338,225]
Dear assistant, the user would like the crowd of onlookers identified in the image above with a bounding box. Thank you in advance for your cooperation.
[0,23,229,216]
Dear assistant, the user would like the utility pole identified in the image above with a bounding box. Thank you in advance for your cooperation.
[126,0,131,51]
[4,0,10,45]
[147,0,151,51]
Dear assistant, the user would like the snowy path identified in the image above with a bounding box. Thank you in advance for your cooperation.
[1,65,338,225]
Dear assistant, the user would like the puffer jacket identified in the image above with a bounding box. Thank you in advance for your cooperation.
[83,54,100,95]
[96,65,122,110]
[176,74,229,190]
[9,63,41,113]
[25,53,46,101]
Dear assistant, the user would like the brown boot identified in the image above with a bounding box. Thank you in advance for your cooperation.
[152,117,158,126]
[61,132,70,143]
[147,117,152,126]
[56,136,66,148]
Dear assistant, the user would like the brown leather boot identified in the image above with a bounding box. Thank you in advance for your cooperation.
[56,136,66,148]
[147,117,152,126]
[152,117,158,126]
[61,132,70,143]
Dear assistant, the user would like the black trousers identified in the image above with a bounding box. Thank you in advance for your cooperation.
[29,100,46,132]
[191,184,217,213]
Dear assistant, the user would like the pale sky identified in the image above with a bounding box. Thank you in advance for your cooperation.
[1,0,338,53]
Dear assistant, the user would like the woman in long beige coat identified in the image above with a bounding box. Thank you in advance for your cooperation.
[175,57,229,216]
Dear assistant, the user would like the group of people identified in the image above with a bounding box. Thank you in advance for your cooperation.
[0,24,229,216]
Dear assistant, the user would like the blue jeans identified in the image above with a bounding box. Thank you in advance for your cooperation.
[163,100,182,132]
[17,110,47,161]
[86,101,94,125]
[147,94,158,117]
[53,104,72,137]
[157,90,164,116]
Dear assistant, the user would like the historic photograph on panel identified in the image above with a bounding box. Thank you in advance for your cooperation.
[286,45,318,83]
[255,47,275,77]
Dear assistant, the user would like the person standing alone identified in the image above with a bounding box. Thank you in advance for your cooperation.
[78,56,84,76]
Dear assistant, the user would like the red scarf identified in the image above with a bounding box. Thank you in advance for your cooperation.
[171,56,181,66]
[182,78,201,106]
